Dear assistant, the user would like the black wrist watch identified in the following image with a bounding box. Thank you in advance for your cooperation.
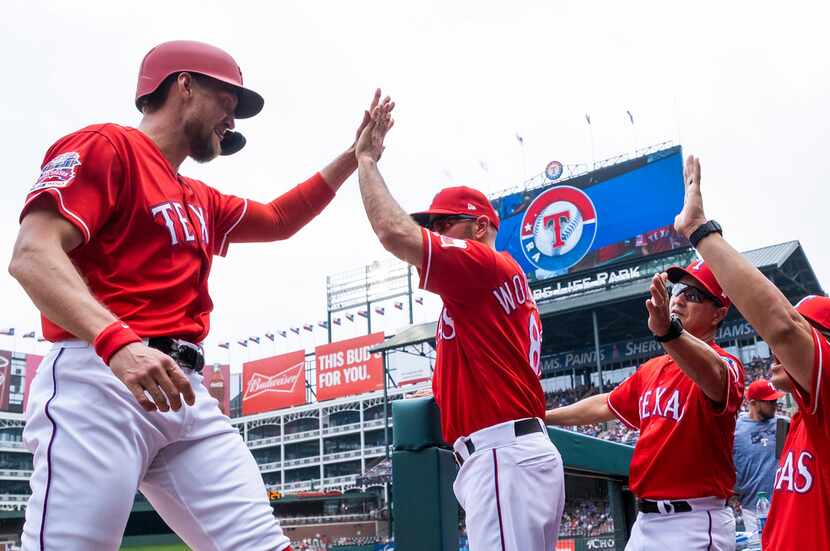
[655,317,684,343]
[688,220,722,248]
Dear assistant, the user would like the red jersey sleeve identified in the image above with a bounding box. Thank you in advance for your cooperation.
[607,370,642,430]
[787,327,829,417]
[417,228,497,302]
[213,172,335,256]
[709,352,745,416]
[21,130,122,243]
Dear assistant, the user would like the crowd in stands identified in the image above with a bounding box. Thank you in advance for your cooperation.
[291,535,390,550]
[559,499,614,537]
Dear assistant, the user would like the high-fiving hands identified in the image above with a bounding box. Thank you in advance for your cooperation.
[355,88,395,163]
[674,155,708,240]
[645,273,672,336]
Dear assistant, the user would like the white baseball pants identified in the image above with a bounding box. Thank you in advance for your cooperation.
[625,499,736,551]
[21,341,289,551]
[452,418,565,551]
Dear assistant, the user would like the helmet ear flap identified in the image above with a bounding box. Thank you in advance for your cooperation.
[220,131,246,156]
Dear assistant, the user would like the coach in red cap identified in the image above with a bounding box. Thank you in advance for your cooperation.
[9,40,380,551]
[547,257,745,549]
[676,155,830,550]
[355,97,565,550]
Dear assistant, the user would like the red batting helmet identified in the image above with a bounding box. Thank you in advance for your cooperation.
[135,40,264,155]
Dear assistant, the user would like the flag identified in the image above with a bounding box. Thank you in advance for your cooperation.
[515,133,524,145]
[218,342,230,349]
[415,297,424,305]
[374,307,385,316]
[237,340,248,348]
[626,110,634,125]
[303,323,313,332]
[394,302,404,310]
[290,327,300,335]
[278,330,287,338]
[357,310,368,319]
[250,336,261,344]
[0,328,14,336]
[265,332,275,341]
[585,113,591,125]
[318,321,328,329]
[346,314,355,322]
[333,318,341,326]
[22,331,35,339]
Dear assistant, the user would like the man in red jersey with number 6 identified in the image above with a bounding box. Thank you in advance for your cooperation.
[354,97,565,551]
[9,40,379,551]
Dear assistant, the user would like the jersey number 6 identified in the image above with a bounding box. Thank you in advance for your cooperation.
[528,314,542,376]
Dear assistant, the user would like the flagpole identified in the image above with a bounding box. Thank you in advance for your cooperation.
[585,114,595,170]
[626,110,637,156]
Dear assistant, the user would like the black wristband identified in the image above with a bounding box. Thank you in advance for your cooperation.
[688,220,722,248]
[655,317,684,343]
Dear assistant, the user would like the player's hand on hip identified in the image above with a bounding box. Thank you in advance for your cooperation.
[674,155,708,239]
[108,342,196,413]
[646,273,672,336]
[355,89,395,163]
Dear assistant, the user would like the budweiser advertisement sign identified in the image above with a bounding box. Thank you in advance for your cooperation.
[315,332,384,402]
[201,363,230,415]
[242,350,306,415]
[0,351,11,412]
[22,354,44,413]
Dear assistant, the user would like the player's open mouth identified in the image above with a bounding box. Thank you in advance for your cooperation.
[214,129,226,140]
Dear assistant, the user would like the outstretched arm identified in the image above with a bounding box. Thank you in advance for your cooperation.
[545,393,615,426]
[645,272,731,403]
[355,92,424,267]
[674,156,814,391]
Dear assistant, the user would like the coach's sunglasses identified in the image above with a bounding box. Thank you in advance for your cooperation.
[670,282,723,308]
[428,214,479,233]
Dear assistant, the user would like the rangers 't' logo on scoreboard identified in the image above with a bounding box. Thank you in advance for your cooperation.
[519,185,597,273]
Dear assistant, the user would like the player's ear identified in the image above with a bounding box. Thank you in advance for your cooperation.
[176,72,196,101]
[475,216,490,239]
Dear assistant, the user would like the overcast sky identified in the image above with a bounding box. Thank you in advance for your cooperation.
[1,1,828,371]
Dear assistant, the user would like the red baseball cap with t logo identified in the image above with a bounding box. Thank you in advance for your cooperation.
[410,186,500,230]
[666,259,731,308]
[747,379,785,401]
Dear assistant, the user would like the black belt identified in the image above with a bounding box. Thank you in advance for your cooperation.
[147,337,205,373]
[453,418,545,466]
[637,499,692,514]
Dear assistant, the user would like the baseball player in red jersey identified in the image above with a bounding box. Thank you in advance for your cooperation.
[674,155,830,550]
[9,40,379,550]
[547,261,745,550]
[354,97,565,551]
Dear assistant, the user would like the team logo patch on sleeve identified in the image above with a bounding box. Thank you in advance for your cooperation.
[31,152,82,192]
[439,235,468,249]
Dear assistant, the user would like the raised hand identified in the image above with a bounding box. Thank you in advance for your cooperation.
[352,89,381,147]
[355,89,395,163]
[674,155,708,239]
[645,272,672,336]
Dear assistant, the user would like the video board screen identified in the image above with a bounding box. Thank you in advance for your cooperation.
[492,146,687,282]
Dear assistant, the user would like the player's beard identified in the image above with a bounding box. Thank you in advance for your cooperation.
[185,118,220,163]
